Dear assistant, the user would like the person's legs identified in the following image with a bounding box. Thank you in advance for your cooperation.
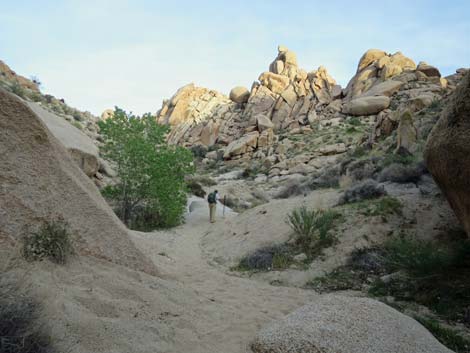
[209,204,216,223]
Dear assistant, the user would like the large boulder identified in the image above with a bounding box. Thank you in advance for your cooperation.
[26,102,100,177]
[417,61,441,78]
[229,86,250,103]
[251,295,453,353]
[342,95,390,116]
[223,132,259,158]
[0,88,156,274]
[425,71,470,235]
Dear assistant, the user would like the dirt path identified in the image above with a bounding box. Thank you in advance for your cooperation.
[131,200,317,352]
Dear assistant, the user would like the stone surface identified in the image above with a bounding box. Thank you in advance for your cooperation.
[425,71,470,235]
[396,111,417,152]
[343,96,390,116]
[251,295,453,353]
[0,88,156,274]
[27,101,100,177]
[256,114,274,132]
[223,132,260,158]
[229,86,250,103]
[417,61,441,78]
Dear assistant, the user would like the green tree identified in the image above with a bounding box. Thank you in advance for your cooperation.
[98,107,194,229]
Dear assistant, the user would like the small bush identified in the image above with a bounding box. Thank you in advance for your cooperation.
[339,179,386,204]
[235,245,293,271]
[414,316,470,353]
[71,121,83,130]
[381,152,416,167]
[274,178,310,199]
[0,282,55,353]
[286,207,342,255]
[10,82,26,98]
[378,162,427,183]
[22,219,73,264]
[382,236,453,278]
[191,145,208,159]
[359,196,403,217]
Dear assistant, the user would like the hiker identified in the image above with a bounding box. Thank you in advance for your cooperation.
[207,190,220,223]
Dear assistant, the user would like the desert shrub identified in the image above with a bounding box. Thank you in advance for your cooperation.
[10,82,26,98]
[286,207,342,255]
[339,179,386,204]
[0,282,55,353]
[370,236,470,321]
[235,245,293,271]
[186,180,206,198]
[414,316,470,353]
[359,196,403,217]
[71,121,83,130]
[346,157,382,182]
[378,161,427,183]
[190,145,208,159]
[348,117,362,126]
[381,152,416,167]
[22,219,73,265]
[274,178,310,199]
[306,269,361,293]
[382,236,453,278]
[309,165,342,189]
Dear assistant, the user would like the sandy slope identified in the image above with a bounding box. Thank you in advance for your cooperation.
[1,199,316,353]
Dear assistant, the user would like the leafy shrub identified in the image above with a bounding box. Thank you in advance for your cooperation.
[99,108,194,229]
[286,207,342,255]
[0,282,55,353]
[71,121,83,130]
[378,162,427,183]
[22,219,73,264]
[339,179,386,204]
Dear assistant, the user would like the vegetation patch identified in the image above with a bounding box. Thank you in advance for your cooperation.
[99,107,194,229]
[286,207,343,258]
[0,281,56,353]
[339,179,386,204]
[22,219,74,265]
[233,244,295,272]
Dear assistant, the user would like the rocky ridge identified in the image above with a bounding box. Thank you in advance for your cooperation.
[157,46,467,178]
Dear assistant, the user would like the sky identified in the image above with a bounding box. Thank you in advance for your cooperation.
[1,0,469,116]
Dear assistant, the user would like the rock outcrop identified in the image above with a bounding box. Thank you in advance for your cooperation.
[425,71,470,235]
[27,101,100,178]
[0,88,156,274]
[252,295,453,353]
[157,46,459,165]
[0,60,40,92]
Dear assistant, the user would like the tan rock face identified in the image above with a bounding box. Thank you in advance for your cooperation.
[259,72,290,94]
[396,111,417,152]
[344,49,417,101]
[425,71,470,235]
[0,88,156,275]
[0,60,40,92]
[342,95,391,116]
[100,109,114,120]
[229,86,250,103]
[223,132,260,158]
[417,61,441,78]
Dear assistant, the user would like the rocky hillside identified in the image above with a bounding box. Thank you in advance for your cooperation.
[157,46,467,172]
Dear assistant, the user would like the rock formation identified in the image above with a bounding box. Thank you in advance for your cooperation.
[0,60,40,92]
[0,88,156,274]
[425,71,470,235]
[252,295,453,353]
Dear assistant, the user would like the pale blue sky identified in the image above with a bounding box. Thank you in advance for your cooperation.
[1,0,469,115]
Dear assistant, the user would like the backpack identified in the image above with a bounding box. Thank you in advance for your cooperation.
[207,192,216,204]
